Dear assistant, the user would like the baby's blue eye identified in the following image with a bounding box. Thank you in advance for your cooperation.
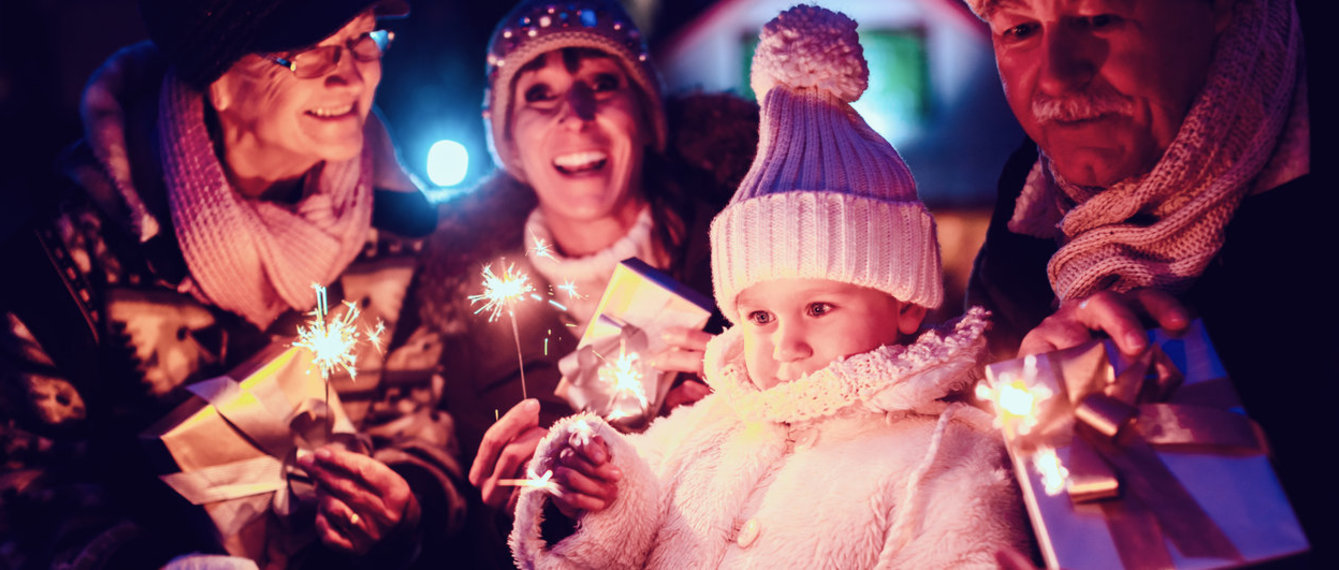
[747,311,773,325]
[806,302,833,317]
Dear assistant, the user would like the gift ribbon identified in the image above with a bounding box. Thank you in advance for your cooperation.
[160,366,355,534]
[1037,340,1265,569]
[558,317,658,427]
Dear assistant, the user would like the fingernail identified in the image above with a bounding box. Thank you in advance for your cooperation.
[316,448,332,460]
[524,399,540,412]
[297,451,314,468]
[611,467,623,480]
[1125,333,1147,352]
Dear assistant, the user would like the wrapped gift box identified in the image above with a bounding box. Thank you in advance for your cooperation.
[983,320,1309,569]
[556,257,714,429]
[142,343,356,559]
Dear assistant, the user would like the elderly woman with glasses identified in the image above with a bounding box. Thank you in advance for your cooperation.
[0,0,462,568]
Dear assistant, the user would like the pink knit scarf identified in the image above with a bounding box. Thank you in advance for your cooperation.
[158,74,374,329]
[1007,0,1309,301]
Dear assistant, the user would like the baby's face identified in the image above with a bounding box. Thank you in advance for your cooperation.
[735,278,924,390]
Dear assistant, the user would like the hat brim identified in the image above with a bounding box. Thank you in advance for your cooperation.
[253,0,409,54]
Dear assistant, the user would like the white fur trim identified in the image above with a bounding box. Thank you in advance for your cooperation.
[710,191,943,320]
[510,414,663,570]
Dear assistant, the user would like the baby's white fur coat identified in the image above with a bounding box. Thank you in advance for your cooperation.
[511,308,1024,568]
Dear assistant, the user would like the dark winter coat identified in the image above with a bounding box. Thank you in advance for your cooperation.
[0,46,463,570]
[967,140,1339,563]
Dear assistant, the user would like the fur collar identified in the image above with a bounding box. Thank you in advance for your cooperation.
[702,306,990,424]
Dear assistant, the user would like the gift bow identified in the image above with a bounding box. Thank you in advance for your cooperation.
[160,370,357,538]
[1034,340,1266,569]
[557,317,658,428]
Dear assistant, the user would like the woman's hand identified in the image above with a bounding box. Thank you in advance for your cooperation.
[652,326,714,412]
[551,432,621,518]
[470,399,548,509]
[1018,289,1190,357]
[299,446,421,555]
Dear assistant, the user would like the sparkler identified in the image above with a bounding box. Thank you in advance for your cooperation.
[295,284,363,382]
[498,468,562,496]
[529,232,557,262]
[557,279,583,300]
[469,262,535,399]
[595,340,649,420]
[497,419,597,495]
[976,355,1052,436]
[1032,446,1071,496]
[293,283,384,434]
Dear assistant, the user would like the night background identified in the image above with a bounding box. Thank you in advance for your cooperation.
[1,0,1330,288]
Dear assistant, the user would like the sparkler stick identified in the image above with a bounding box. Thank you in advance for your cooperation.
[497,468,562,496]
[469,262,535,400]
[293,283,383,435]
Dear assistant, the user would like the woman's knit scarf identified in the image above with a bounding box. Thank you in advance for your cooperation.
[1007,0,1308,301]
[158,74,374,329]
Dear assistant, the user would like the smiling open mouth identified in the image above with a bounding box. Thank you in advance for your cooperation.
[307,103,356,118]
[553,151,608,174]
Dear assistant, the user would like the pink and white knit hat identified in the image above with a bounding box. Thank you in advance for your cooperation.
[710,4,943,322]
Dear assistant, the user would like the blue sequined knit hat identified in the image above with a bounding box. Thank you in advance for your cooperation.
[482,0,667,182]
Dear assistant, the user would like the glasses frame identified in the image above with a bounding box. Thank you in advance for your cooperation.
[269,29,395,79]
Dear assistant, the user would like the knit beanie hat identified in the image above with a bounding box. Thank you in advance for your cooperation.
[710,5,943,322]
[139,0,408,91]
[483,0,667,183]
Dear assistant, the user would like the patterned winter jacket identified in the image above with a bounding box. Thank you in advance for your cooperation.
[0,44,464,569]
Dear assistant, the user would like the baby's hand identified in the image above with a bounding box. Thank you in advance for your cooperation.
[551,431,622,518]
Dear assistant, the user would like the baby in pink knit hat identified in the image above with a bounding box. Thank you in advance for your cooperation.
[508,6,1024,568]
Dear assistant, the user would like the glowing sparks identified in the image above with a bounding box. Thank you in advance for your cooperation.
[1033,446,1071,496]
[567,419,595,448]
[596,340,649,418]
[294,284,367,381]
[530,232,557,262]
[979,355,1052,436]
[469,263,535,322]
[557,279,583,300]
[498,468,562,496]
[365,320,387,354]
[469,261,534,399]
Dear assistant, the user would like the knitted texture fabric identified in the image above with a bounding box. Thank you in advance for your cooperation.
[482,0,666,183]
[1002,0,1307,300]
[158,73,374,329]
[703,306,990,424]
[710,5,942,321]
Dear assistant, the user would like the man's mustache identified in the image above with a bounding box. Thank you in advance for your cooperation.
[1031,85,1135,123]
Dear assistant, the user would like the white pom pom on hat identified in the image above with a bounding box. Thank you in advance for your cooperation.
[710,4,943,321]
[749,4,869,104]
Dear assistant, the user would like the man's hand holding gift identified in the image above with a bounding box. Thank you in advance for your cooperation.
[1020,289,1191,357]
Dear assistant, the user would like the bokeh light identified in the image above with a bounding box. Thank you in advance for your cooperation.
[426,139,470,187]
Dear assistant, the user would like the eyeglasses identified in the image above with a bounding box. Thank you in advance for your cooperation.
[269,29,394,79]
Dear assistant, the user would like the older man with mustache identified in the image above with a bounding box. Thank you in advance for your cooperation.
[963,0,1333,561]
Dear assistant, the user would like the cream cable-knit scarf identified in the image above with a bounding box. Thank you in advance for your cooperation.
[703,306,992,425]
[524,205,661,328]
[1008,0,1308,301]
[159,74,374,329]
